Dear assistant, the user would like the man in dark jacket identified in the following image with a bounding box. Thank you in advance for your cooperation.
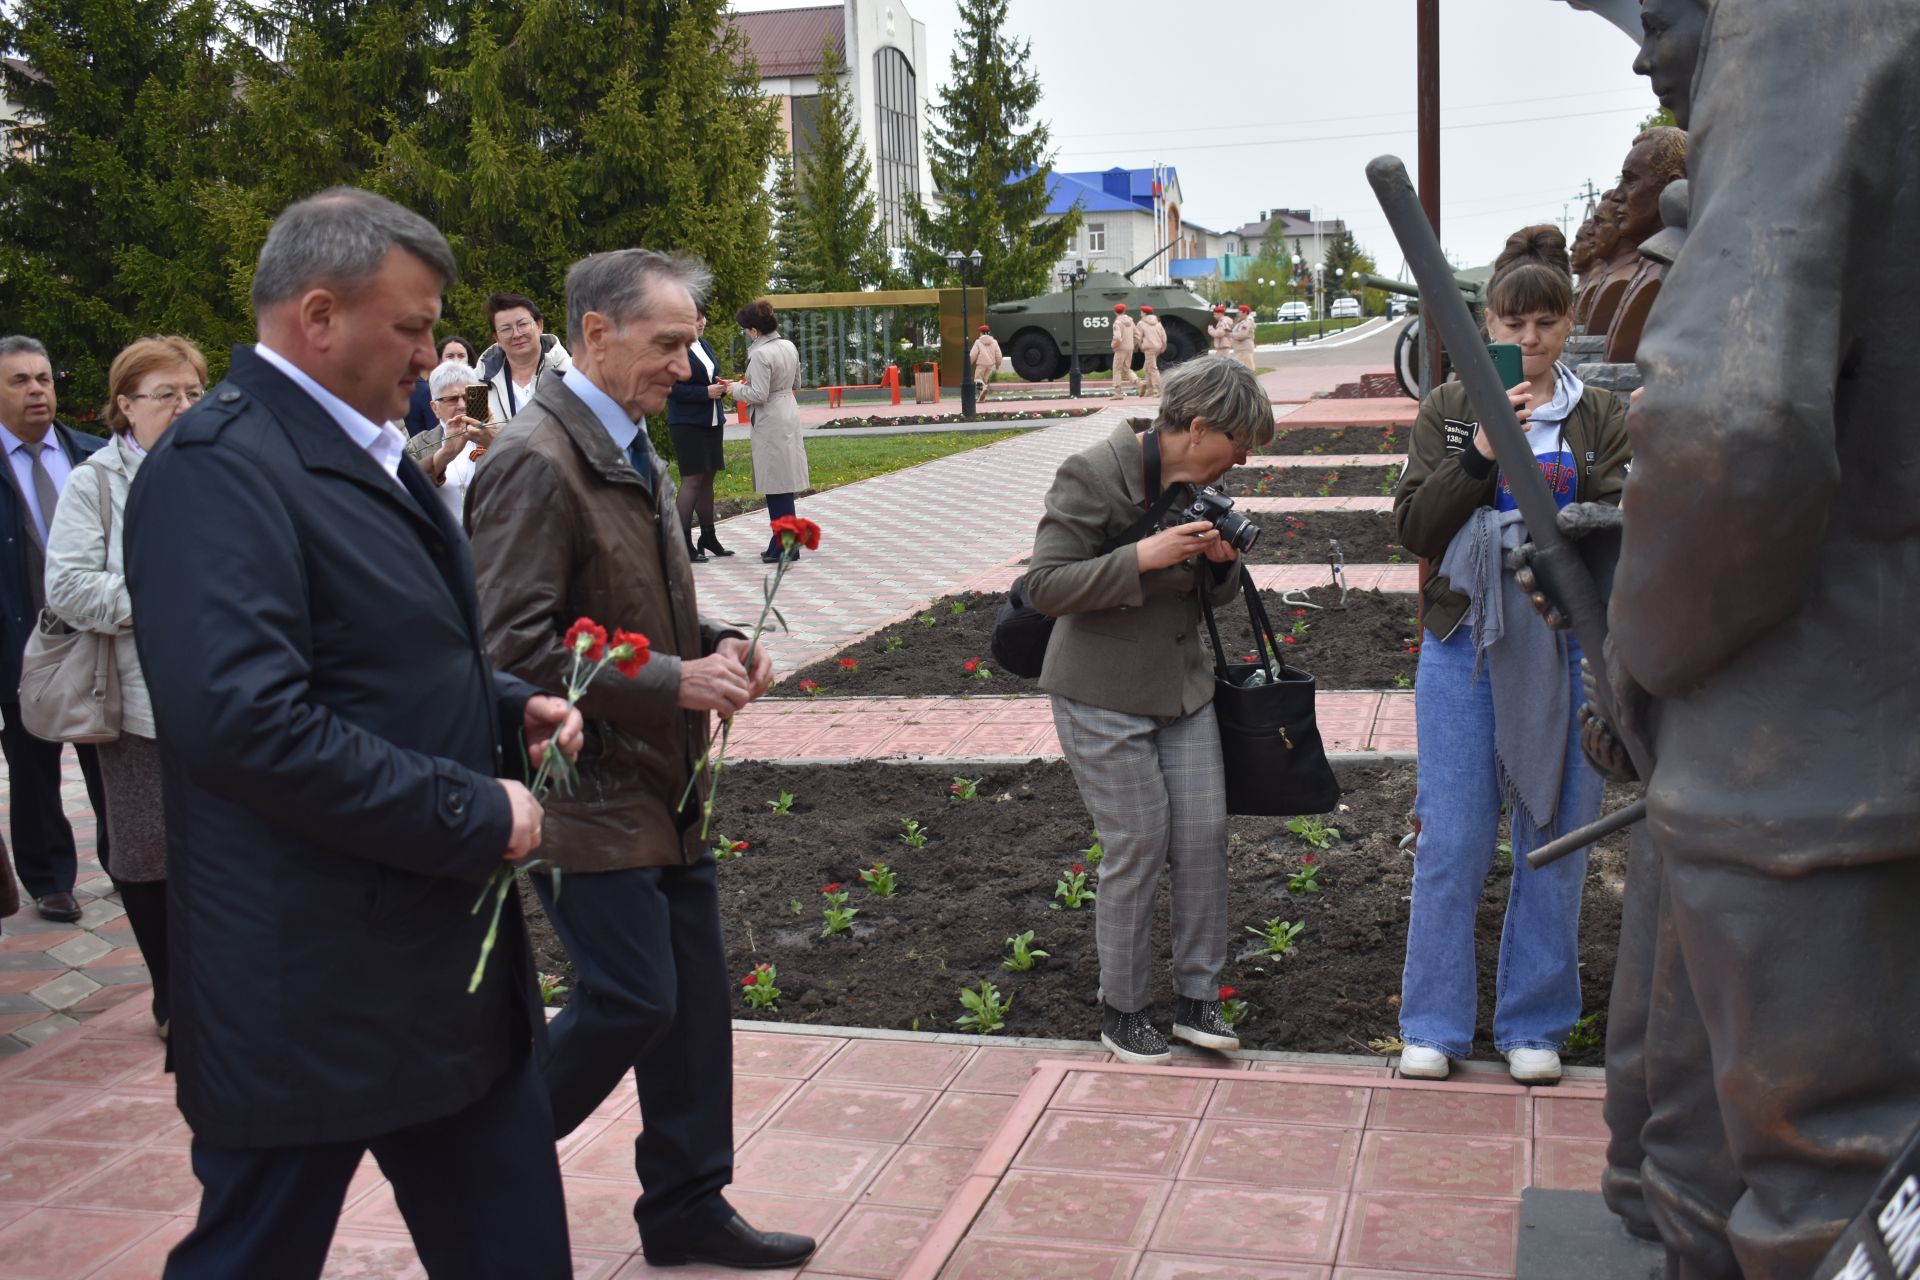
[125,187,580,1279]
[0,334,109,925]
[467,249,809,1270]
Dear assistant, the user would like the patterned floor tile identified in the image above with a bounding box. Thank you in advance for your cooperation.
[733,1031,845,1080]
[25,1092,181,1147]
[947,1048,1108,1096]
[969,1170,1169,1249]
[937,1238,1137,1280]
[1207,1080,1372,1129]
[612,1258,798,1280]
[1180,1119,1360,1191]
[1365,1089,1528,1138]
[3,1035,156,1087]
[1532,1095,1607,1141]
[50,1147,200,1214]
[1355,1132,1528,1198]
[0,1139,125,1203]
[731,1132,893,1199]
[808,1203,938,1278]
[320,1230,430,1279]
[1337,1193,1518,1277]
[561,1176,644,1252]
[0,1205,169,1276]
[1052,1070,1217,1118]
[562,1121,644,1181]
[766,1080,938,1144]
[735,1074,802,1131]
[906,1089,1016,1149]
[1013,1111,1196,1178]
[1132,1254,1331,1280]
[1530,1137,1608,1193]
[817,1041,972,1090]
[724,1187,850,1241]
[1148,1183,1343,1264]
[861,1142,977,1210]
[82,1214,196,1280]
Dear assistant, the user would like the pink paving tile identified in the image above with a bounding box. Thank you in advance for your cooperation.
[562,1175,644,1252]
[1331,1271,1484,1280]
[4,1036,157,1087]
[809,1203,939,1278]
[69,986,153,1016]
[1052,1069,1217,1117]
[563,1120,645,1180]
[735,1075,803,1131]
[1531,1136,1608,1193]
[51,1147,200,1214]
[320,1231,430,1279]
[0,1205,169,1277]
[79,949,149,972]
[732,1132,893,1199]
[862,1143,978,1210]
[1532,1095,1607,1141]
[0,1139,125,1203]
[613,1259,799,1280]
[906,1089,1017,1148]
[1180,1119,1359,1191]
[0,971,65,995]
[1337,1193,1518,1278]
[0,932,79,954]
[939,1239,1138,1280]
[948,1043,1113,1097]
[0,1013,49,1038]
[25,1092,180,1146]
[1013,1111,1196,1178]
[733,1031,846,1079]
[1148,1183,1343,1264]
[1365,1088,1528,1138]
[0,1085,96,1138]
[1133,1255,1332,1280]
[572,1250,631,1280]
[82,1214,195,1280]
[766,1080,938,1143]
[968,1170,1168,1250]
[725,1187,850,1240]
[818,1041,972,1090]
[339,1179,409,1235]
[1247,1061,1390,1079]
[1355,1131,1528,1198]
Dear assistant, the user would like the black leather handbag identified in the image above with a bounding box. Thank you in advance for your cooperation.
[1201,574,1341,816]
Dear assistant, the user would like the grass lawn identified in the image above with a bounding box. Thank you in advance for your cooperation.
[706,429,1027,504]
[1255,317,1370,345]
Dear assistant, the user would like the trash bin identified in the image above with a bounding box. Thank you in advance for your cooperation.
[913,362,939,404]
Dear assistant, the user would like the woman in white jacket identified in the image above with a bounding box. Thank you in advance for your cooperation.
[44,335,205,1038]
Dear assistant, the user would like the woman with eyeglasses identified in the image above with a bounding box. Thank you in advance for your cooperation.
[403,334,478,439]
[43,334,208,1040]
[419,359,494,519]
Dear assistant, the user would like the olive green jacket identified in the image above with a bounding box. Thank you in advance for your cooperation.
[1393,378,1630,641]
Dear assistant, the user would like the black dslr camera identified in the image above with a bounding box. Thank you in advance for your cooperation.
[1167,485,1260,552]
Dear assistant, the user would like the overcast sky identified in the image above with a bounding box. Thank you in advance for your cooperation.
[731,0,1658,272]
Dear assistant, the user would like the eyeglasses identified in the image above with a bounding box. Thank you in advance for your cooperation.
[126,387,203,406]
[494,319,537,337]
[434,393,467,407]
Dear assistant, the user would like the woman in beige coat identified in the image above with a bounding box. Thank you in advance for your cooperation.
[733,298,810,563]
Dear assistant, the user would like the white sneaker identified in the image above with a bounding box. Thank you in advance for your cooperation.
[1505,1047,1562,1083]
[1399,1045,1450,1079]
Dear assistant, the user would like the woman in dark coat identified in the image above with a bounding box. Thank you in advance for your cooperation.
[665,300,733,562]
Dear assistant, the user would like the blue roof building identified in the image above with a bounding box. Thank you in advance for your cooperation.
[1039,165,1199,287]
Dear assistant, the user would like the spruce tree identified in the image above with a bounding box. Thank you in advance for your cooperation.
[0,0,250,405]
[767,150,813,293]
[1322,228,1380,314]
[907,0,1077,300]
[792,40,891,292]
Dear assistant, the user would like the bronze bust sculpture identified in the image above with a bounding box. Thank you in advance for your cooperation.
[1573,190,1625,326]
[1601,126,1687,361]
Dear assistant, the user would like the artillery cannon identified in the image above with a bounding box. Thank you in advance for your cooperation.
[1360,268,1492,400]
[985,240,1217,383]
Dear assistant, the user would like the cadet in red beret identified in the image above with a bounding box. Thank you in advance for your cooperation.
[970,324,1003,402]
[1136,306,1167,396]
[1109,303,1138,395]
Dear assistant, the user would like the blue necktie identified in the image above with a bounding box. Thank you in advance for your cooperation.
[627,433,655,498]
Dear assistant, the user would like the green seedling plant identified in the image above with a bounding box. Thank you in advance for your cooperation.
[1566,1012,1602,1052]
[919,613,937,628]
[949,599,967,616]
[899,817,929,848]
[1288,816,1339,849]
[963,657,992,681]
[537,972,568,1005]
[1392,672,1412,688]
[859,862,897,896]
[789,897,804,917]
[1054,863,1096,909]
[1081,834,1104,865]
[740,963,781,1010]
[819,882,858,936]
[955,979,1011,1033]
[712,836,748,861]
[1218,985,1248,1028]
[768,790,795,815]
[1002,930,1048,971]
[1379,465,1402,497]
[1288,854,1322,894]
[884,634,904,652]
[949,776,980,801]
[1316,470,1339,497]
[1497,840,1514,865]
[1248,917,1305,955]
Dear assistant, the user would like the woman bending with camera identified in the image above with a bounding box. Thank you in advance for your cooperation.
[1391,225,1630,1083]
[1026,357,1275,1064]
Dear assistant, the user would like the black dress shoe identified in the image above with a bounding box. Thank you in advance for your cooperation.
[35,892,82,923]
[688,546,709,563]
[698,530,736,557]
[645,1213,816,1270]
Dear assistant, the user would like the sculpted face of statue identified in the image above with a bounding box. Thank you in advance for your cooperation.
[1571,218,1598,276]
[1591,191,1625,259]
[1619,128,1688,245]
[1633,0,1708,129]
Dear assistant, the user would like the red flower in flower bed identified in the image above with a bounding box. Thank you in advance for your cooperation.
[799,679,821,695]
[770,516,822,551]
[1293,610,1307,618]
[1071,864,1086,875]
[564,618,607,661]
[611,628,650,678]
[1283,635,1297,645]
[1218,985,1237,1000]
[963,658,980,673]
[840,657,858,671]
[821,882,841,894]
[741,973,757,987]
[1303,854,1318,865]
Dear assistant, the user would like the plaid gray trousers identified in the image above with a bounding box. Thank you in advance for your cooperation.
[1051,695,1230,1012]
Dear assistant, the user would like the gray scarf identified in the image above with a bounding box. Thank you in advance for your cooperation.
[1435,505,1570,836]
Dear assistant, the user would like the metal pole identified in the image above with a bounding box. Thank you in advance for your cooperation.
[1417,0,1442,395]
[1068,280,1082,398]
[959,275,975,419]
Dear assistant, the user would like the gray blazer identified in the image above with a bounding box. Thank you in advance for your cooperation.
[1025,420,1241,719]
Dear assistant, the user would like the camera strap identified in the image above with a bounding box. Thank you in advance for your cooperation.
[1096,429,1179,555]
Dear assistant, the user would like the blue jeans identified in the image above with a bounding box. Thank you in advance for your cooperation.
[1399,625,1603,1059]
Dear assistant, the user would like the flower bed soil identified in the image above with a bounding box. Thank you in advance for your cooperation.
[522,760,1628,1066]
[1224,463,1402,499]
[1246,511,1405,565]
[771,584,1418,697]
[1263,425,1408,456]
[816,409,1096,429]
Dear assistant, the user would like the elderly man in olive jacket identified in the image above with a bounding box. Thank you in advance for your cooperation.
[466,249,815,1272]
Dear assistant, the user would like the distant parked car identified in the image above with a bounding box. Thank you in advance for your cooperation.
[1330,297,1362,319]
[1388,297,1414,318]
[1276,301,1311,324]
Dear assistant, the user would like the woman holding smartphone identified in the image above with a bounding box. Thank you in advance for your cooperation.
[421,359,494,519]
[1390,225,1631,1084]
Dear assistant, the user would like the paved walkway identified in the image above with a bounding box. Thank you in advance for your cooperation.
[0,997,1603,1279]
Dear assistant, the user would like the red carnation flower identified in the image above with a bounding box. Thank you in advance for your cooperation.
[741,973,756,986]
[1293,610,1307,618]
[1218,985,1238,1000]
[564,618,608,661]
[770,515,822,551]
[1303,854,1318,865]
[1071,864,1085,875]
[840,657,858,670]
[611,628,651,678]
[963,658,980,673]
[1283,635,1297,645]
[821,882,841,894]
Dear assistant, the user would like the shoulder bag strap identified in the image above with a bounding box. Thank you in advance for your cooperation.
[1096,429,1180,554]
[1201,568,1281,678]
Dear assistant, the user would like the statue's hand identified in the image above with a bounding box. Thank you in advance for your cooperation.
[1513,503,1625,630]
[1576,656,1638,781]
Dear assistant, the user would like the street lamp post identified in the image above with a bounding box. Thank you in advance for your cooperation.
[947,248,984,418]
[1057,261,1088,398]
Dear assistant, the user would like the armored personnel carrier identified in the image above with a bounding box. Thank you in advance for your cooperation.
[985,243,1219,382]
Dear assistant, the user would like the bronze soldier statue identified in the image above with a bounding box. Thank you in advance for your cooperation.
[1601,126,1687,362]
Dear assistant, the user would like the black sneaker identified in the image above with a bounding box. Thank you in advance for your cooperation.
[1171,997,1240,1053]
[1101,1004,1172,1065]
